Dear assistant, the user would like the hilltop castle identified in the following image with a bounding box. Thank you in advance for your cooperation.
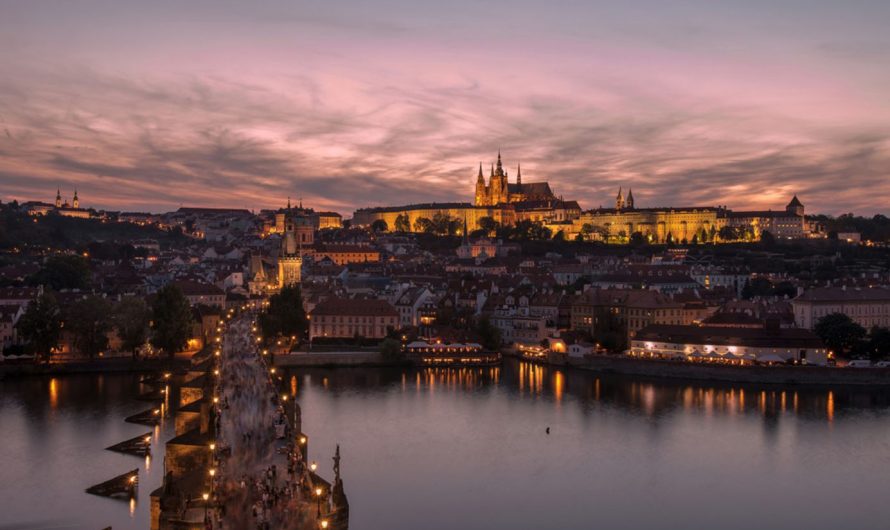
[474,152,557,206]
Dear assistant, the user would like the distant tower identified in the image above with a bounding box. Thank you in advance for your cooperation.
[516,163,522,189]
[616,187,625,210]
[277,219,303,289]
[786,195,804,216]
[474,163,486,206]
[72,189,79,209]
[55,188,62,208]
[626,188,634,209]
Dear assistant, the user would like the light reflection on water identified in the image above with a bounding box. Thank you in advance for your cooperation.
[291,360,890,530]
[0,373,175,530]
[1,362,890,529]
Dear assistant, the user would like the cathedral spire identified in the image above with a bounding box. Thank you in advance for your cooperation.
[516,163,522,187]
[616,187,624,210]
[626,188,634,209]
[495,150,503,176]
[477,163,484,184]
[490,163,494,178]
[287,196,291,209]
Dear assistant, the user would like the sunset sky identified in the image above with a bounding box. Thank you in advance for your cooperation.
[1,0,889,215]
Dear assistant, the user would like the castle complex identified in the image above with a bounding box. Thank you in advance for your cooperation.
[350,150,821,242]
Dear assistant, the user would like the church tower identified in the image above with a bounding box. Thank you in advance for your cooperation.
[277,218,303,289]
[72,189,79,209]
[626,188,634,209]
[616,188,625,210]
[786,195,804,216]
[475,163,487,206]
[55,188,62,208]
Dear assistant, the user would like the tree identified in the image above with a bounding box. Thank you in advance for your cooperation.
[114,296,151,357]
[475,315,502,350]
[30,255,91,290]
[370,219,388,233]
[478,216,499,236]
[379,338,404,362]
[814,313,866,357]
[414,217,433,233]
[865,327,890,362]
[579,223,595,241]
[718,226,739,241]
[760,230,776,246]
[431,212,456,235]
[741,277,774,299]
[151,284,194,358]
[16,291,62,362]
[259,284,307,342]
[629,231,647,246]
[66,295,112,360]
[394,213,411,233]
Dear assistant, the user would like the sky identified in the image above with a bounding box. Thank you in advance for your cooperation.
[1,0,889,215]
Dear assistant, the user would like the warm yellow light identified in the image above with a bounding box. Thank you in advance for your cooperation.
[315,487,322,496]
[321,521,329,529]
[202,492,209,501]
[209,443,216,451]
[144,435,151,443]
[209,468,216,477]
[281,395,288,401]
[299,436,307,444]
[270,368,276,374]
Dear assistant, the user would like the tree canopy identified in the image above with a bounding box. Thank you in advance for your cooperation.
[814,313,866,357]
[29,255,91,290]
[151,284,194,357]
[259,284,308,342]
[66,295,112,359]
[16,291,62,362]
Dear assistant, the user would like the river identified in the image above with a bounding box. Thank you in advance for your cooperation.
[3,361,890,529]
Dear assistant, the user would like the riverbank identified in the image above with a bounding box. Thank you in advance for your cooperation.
[275,351,398,368]
[561,354,890,388]
[0,357,187,377]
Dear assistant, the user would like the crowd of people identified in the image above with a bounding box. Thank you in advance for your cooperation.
[204,316,328,530]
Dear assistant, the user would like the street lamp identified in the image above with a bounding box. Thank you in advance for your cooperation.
[310,462,317,472]
[320,520,329,529]
[202,492,210,520]
[209,468,216,495]
[315,487,323,517]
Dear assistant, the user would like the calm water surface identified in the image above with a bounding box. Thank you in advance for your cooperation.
[3,361,890,529]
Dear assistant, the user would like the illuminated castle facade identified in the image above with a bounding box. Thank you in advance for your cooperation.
[354,152,579,231]
[474,152,557,206]
[352,150,820,242]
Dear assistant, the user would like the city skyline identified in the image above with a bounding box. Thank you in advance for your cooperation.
[2,0,890,215]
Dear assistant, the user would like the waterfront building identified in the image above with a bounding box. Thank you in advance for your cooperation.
[308,298,398,339]
[629,323,829,365]
[570,288,691,349]
[792,286,890,330]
